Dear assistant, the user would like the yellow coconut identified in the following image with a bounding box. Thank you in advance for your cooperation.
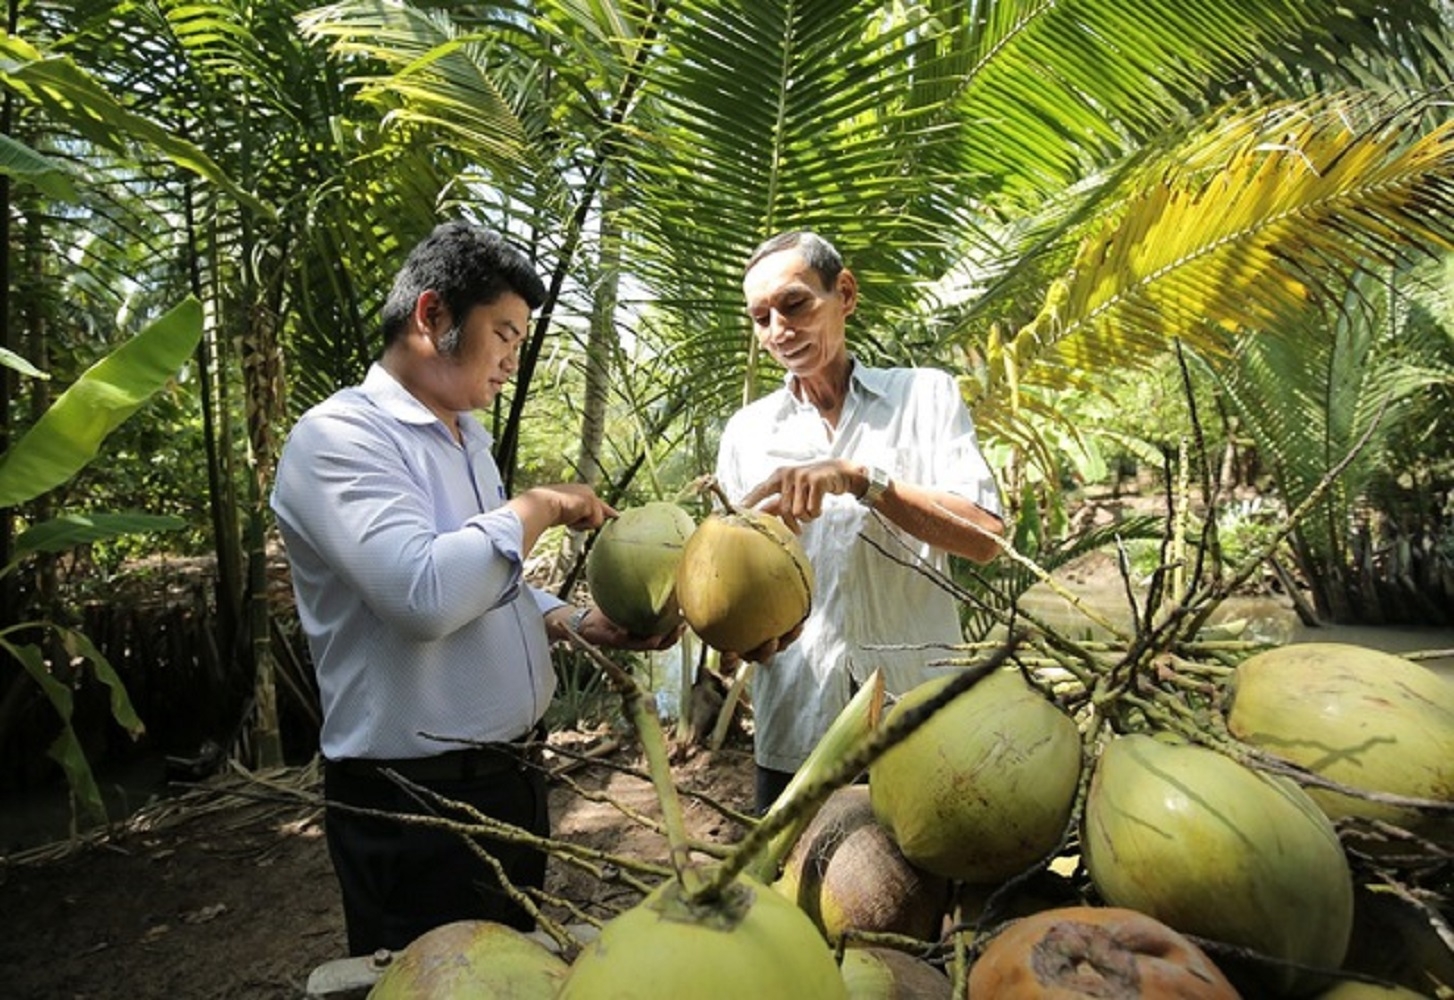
[1082,733,1354,997]
[775,785,949,944]
[674,508,813,654]
[1226,642,1454,837]
[558,873,847,999]
[869,668,1082,883]
[368,919,566,999]
[840,947,951,999]
[585,501,696,637]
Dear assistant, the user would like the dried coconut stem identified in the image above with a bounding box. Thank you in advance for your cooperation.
[565,624,701,889]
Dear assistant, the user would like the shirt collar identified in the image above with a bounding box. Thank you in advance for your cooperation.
[360,363,494,449]
[780,355,886,411]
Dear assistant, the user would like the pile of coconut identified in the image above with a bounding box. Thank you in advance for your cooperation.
[368,492,1454,1000]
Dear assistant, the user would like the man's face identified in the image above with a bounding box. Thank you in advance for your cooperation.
[433,292,531,412]
[743,248,854,380]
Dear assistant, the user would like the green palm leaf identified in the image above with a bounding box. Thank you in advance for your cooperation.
[0,298,204,507]
[979,95,1454,418]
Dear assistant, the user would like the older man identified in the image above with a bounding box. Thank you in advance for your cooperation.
[716,230,1004,813]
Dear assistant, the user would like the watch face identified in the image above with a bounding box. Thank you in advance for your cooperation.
[863,466,891,507]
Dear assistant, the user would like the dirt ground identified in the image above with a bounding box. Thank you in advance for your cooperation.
[0,727,758,999]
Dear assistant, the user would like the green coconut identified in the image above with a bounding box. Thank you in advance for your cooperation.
[367,919,567,999]
[1226,642,1454,837]
[774,785,949,944]
[558,873,847,999]
[674,508,814,655]
[840,947,952,999]
[868,668,1082,884]
[585,501,695,637]
[1082,733,1354,997]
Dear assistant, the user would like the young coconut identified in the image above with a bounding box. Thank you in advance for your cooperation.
[585,501,696,637]
[841,947,952,999]
[775,784,949,944]
[868,667,1082,883]
[367,919,567,999]
[1226,642,1454,841]
[1082,733,1354,997]
[557,603,844,1000]
[966,906,1239,1000]
[675,502,813,655]
[557,872,848,999]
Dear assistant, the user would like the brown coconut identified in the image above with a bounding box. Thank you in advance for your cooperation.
[775,785,949,944]
[967,906,1240,999]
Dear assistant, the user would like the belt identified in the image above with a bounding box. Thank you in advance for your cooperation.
[328,725,545,784]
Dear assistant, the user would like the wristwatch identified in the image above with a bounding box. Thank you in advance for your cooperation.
[567,606,591,634]
[858,465,892,509]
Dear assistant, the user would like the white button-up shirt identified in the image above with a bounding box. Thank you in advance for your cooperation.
[716,361,1001,772]
[270,364,562,760]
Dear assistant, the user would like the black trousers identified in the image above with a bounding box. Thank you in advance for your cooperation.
[322,745,549,955]
[755,764,795,815]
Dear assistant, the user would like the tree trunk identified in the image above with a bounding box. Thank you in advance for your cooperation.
[240,276,289,768]
[579,197,621,488]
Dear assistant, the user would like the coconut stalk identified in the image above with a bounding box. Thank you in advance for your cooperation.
[747,668,886,883]
[690,635,1023,905]
[564,622,701,890]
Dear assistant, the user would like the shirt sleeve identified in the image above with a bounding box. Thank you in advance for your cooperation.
[272,407,527,640]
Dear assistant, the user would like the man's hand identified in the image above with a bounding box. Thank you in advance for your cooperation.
[510,483,618,550]
[741,459,864,533]
[549,605,685,651]
[719,621,805,672]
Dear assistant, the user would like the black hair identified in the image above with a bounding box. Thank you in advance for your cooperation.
[379,221,547,348]
[743,230,844,288]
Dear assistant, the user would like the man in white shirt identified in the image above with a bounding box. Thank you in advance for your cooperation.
[716,230,1004,813]
[271,221,676,954]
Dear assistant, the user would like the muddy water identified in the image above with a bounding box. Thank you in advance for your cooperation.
[1015,583,1454,677]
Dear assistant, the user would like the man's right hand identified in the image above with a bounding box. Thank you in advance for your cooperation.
[509,483,618,550]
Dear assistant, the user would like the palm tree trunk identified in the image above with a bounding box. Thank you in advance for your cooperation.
[184,183,244,660]
[0,0,18,632]
[240,258,289,769]
[579,195,622,488]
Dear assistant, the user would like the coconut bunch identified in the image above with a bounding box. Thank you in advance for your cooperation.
[583,477,813,654]
[552,625,1035,998]
[367,451,1454,998]
[868,457,1454,996]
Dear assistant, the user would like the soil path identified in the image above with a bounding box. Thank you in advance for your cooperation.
[0,731,757,999]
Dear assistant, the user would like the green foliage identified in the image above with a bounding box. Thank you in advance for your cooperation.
[0,301,203,827]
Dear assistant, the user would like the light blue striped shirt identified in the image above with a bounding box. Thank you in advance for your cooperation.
[271,364,561,760]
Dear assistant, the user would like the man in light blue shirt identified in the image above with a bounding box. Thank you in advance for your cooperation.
[717,230,1005,813]
[271,221,675,954]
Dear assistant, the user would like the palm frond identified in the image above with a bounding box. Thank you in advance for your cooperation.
[984,94,1454,414]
